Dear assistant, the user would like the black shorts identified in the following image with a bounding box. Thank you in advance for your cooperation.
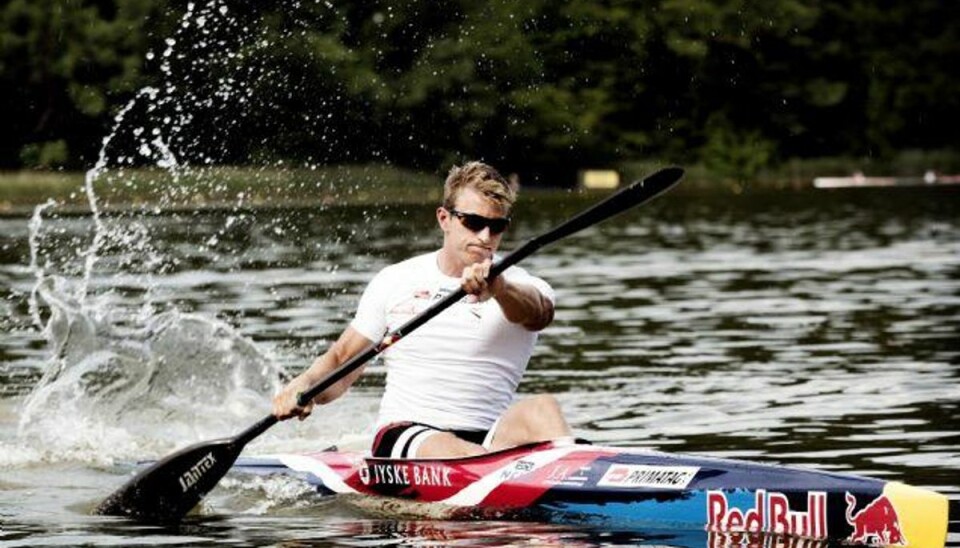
[371,421,496,458]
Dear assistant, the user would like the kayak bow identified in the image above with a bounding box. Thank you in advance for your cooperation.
[232,440,948,547]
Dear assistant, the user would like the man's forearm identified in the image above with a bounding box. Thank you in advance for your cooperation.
[494,280,554,331]
[304,348,366,404]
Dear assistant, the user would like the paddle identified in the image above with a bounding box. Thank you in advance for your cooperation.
[94,166,684,523]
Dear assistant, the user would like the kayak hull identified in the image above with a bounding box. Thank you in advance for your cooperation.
[232,440,947,547]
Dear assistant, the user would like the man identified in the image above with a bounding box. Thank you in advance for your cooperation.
[272,161,572,458]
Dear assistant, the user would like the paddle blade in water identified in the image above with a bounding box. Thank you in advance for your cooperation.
[94,437,240,522]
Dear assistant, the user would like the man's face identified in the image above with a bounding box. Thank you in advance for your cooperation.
[438,187,509,269]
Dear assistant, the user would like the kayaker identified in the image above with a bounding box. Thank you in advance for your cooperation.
[272,161,572,458]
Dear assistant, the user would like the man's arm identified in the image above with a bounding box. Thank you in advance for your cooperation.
[272,326,374,420]
[461,259,555,331]
[492,278,554,331]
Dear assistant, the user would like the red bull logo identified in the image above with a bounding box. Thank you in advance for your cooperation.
[845,492,906,546]
[707,490,827,538]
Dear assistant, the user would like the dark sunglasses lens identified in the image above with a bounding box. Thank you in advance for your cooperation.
[459,212,509,234]
[488,218,509,234]
[460,214,487,232]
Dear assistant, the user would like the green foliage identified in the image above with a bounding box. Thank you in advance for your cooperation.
[0,0,157,167]
[701,115,774,183]
[0,0,957,181]
[19,140,69,168]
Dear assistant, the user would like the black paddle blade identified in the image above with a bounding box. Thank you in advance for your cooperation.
[491,167,684,275]
[95,437,240,522]
[538,166,684,247]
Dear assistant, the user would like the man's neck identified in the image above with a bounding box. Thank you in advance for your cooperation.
[435,248,463,278]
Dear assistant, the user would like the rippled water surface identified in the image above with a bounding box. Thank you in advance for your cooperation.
[0,184,957,546]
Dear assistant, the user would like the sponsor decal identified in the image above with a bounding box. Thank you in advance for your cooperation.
[597,464,699,489]
[498,459,535,481]
[179,452,217,492]
[388,302,417,315]
[708,531,828,548]
[545,464,591,487]
[845,492,907,546]
[358,463,452,487]
[386,289,436,317]
[358,464,370,485]
[707,490,827,539]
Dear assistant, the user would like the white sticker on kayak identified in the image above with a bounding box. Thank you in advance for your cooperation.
[597,464,699,489]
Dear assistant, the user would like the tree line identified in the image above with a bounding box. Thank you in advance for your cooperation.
[3,0,958,184]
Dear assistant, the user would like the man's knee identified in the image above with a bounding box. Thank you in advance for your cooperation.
[506,394,566,434]
[526,394,563,417]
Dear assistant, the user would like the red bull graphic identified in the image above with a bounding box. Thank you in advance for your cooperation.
[707,490,827,538]
[845,492,906,546]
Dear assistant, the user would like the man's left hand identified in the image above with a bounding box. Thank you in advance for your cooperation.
[461,259,504,302]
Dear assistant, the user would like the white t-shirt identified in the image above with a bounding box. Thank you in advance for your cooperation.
[350,251,555,431]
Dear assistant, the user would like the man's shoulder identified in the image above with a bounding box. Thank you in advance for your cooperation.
[375,251,437,279]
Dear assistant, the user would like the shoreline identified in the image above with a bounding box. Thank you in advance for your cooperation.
[0,164,442,217]
[3,161,956,218]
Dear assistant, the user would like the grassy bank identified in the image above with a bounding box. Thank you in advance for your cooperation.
[0,164,441,216]
[3,152,957,215]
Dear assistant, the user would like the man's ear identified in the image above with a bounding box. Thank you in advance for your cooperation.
[437,206,450,230]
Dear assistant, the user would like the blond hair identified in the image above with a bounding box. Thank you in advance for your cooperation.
[443,161,518,212]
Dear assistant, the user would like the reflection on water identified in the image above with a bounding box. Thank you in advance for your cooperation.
[0,185,958,545]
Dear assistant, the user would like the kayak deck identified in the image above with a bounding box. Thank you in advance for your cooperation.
[232,440,947,547]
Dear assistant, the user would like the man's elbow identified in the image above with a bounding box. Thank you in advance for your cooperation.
[523,299,555,331]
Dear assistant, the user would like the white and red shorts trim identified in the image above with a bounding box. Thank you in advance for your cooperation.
[371,420,501,458]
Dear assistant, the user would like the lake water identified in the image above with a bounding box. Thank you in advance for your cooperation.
[0,183,957,546]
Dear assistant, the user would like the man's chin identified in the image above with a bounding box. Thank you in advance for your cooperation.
[466,248,493,263]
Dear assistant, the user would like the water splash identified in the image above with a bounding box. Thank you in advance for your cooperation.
[17,281,282,463]
[17,4,292,464]
[79,87,163,303]
[28,199,57,329]
[13,0,403,469]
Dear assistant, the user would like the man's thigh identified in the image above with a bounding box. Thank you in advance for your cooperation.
[416,431,486,458]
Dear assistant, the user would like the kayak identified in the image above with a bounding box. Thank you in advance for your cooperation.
[231,439,948,547]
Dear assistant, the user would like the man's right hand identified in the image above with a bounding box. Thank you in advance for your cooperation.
[272,375,315,421]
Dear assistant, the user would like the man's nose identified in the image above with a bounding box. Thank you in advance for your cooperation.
[476,227,492,242]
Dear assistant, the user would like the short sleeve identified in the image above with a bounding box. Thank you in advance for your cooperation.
[503,264,555,305]
[350,269,390,342]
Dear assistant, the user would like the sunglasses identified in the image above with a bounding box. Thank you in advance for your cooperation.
[447,208,511,235]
